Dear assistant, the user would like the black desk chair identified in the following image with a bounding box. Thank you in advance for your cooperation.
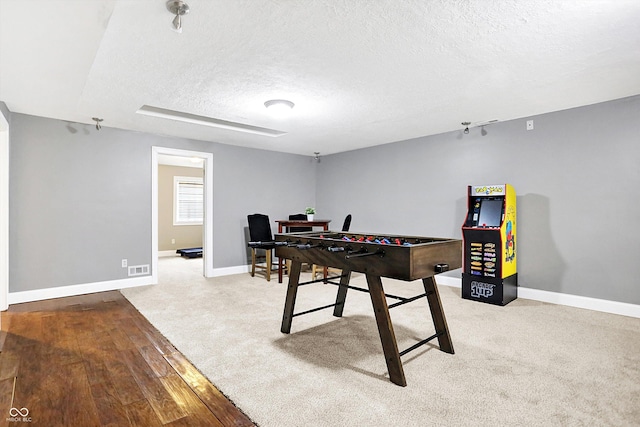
[287,213,312,232]
[283,214,313,273]
[313,214,352,279]
[340,214,352,233]
[247,213,279,281]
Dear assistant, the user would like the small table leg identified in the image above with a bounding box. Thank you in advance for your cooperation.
[278,224,284,283]
[281,260,302,334]
[332,270,351,317]
[322,224,329,282]
[366,274,406,387]
[422,276,454,354]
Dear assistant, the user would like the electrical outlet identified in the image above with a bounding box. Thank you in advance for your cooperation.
[526,120,534,130]
[171,238,175,244]
[121,259,128,268]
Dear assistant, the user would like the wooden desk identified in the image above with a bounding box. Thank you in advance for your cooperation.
[276,219,331,283]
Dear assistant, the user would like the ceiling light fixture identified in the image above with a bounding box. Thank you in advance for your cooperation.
[264,99,295,117]
[92,117,103,130]
[136,105,287,137]
[166,0,189,33]
[313,152,320,162]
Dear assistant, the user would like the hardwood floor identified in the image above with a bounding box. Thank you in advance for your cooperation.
[0,291,255,427]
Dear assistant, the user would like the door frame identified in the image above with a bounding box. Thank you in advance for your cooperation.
[0,112,8,311]
[152,146,214,281]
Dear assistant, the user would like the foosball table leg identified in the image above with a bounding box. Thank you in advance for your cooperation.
[422,276,454,354]
[366,274,407,387]
[332,270,351,317]
[281,260,302,334]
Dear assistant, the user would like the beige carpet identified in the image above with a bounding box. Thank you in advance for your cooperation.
[122,257,640,426]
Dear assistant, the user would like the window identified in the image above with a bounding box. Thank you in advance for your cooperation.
[174,176,203,225]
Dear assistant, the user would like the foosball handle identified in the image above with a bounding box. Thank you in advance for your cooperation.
[435,263,449,273]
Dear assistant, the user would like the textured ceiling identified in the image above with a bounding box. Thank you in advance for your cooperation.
[1,0,639,155]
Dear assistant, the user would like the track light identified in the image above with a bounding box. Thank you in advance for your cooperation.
[167,0,189,33]
[92,117,103,130]
[461,119,498,136]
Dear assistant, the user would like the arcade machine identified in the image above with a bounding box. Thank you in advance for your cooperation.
[461,184,517,305]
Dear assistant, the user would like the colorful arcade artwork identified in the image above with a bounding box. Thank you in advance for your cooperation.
[461,184,517,305]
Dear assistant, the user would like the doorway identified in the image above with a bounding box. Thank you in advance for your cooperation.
[152,147,214,282]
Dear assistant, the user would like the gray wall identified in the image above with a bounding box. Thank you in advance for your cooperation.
[317,95,640,305]
[9,113,315,292]
[7,95,640,305]
[210,137,317,268]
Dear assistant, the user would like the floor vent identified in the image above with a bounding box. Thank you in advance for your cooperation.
[128,264,150,276]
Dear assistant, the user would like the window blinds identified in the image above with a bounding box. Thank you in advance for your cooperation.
[174,177,203,225]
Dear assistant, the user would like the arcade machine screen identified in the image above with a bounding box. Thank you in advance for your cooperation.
[478,198,503,228]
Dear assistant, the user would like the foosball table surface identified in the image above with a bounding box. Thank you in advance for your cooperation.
[275,231,462,281]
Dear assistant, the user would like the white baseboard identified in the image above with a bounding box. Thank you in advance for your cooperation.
[211,265,250,277]
[6,265,247,305]
[434,273,463,288]
[159,250,179,257]
[8,276,155,305]
[518,287,640,318]
[435,275,640,319]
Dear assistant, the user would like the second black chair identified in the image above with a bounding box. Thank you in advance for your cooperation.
[284,213,313,273]
[313,214,352,280]
[287,213,312,232]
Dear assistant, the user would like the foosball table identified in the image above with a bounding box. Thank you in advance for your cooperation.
[274,231,462,386]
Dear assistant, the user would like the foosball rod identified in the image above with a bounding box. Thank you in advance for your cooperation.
[345,249,385,259]
[248,241,288,247]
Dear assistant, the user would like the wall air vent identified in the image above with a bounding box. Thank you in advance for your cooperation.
[128,264,150,277]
